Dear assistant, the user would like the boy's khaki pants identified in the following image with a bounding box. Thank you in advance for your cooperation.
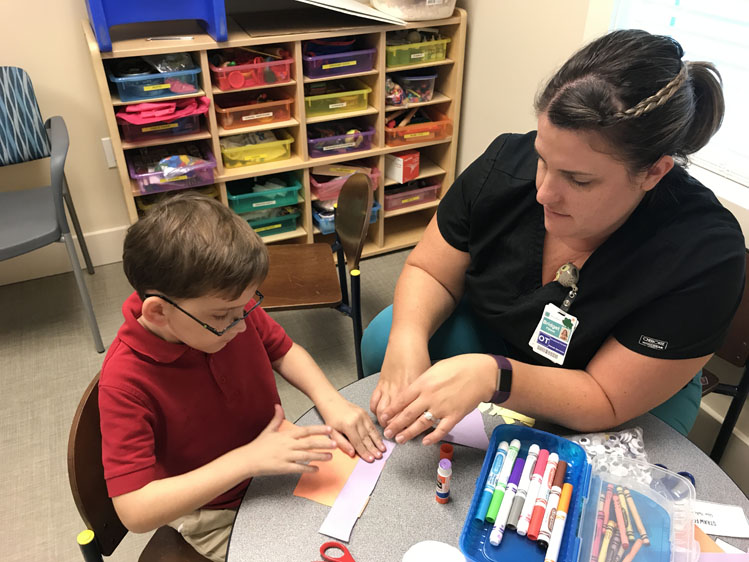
[168,508,237,562]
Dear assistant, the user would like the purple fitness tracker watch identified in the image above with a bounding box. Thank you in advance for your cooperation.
[488,354,512,404]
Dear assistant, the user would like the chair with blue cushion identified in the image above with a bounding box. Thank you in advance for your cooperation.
[0,66,104,353]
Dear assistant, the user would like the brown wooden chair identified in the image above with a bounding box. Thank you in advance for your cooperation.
[67,373,210,561]
[700,250,749,464]
[260,172,374,379]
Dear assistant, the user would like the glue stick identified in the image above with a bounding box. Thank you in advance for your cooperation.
[436,459,452,504]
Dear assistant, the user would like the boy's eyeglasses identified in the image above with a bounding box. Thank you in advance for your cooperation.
[142,291,264,336]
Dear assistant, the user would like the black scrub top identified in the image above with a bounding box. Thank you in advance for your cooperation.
[437,132,745,369]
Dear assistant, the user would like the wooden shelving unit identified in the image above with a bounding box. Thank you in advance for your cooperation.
[83,9,466,258]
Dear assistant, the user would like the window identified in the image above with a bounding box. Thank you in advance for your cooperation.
[612,1,749,187]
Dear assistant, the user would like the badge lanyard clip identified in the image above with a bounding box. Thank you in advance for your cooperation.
[555,263,579,313]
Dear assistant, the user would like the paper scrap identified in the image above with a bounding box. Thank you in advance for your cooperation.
[443,409,490,450]
[696,524,727,553]
[716,539,745,554]
[695,500,749,539]
[293,446,359,506]
[319,440,395,542]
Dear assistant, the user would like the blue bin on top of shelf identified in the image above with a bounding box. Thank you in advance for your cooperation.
[85,0,228,52]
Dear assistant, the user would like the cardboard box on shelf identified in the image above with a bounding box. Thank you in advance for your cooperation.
[385,150,420,184]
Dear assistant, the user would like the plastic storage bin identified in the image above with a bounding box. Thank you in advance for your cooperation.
[310,166,380,200]
[386,37,451,68]
[135,184,219,214]
[307,125,375,158]
[210,48,293,91]
[108,58,201,103]
[127,143,217,195]
[119,114,201,143]
[303,47,377,79]
[371,0,457,21]
[215,92,293,130]
[244,210,300,237]
[459,425,697,562]
[384,180,439,210]
[227,174,302,213]
[304,79,372,118]
[385,109,452,147]
[220,129,294,169]
[392,71,437,103]
[313,201,380,235]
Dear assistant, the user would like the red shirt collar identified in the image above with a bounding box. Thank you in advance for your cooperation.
[118,291,190,363]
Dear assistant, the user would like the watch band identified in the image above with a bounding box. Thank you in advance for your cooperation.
[488,354,512,404]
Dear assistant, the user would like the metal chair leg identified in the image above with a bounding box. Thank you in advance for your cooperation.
[63,175,95,275]
[710,365,749,463]
[350,270,364,380]
[63,233,104,353]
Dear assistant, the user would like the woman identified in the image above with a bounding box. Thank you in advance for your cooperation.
[364,29,745,443]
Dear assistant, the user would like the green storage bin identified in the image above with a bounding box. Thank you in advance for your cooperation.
[227,176,302,213]
[304,79,371,118]
[386,38,451,68]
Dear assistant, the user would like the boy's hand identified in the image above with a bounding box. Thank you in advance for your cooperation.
[245,404,337,476]
[315,396,386,463]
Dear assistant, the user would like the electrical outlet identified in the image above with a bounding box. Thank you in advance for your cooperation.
[101,137,117,169]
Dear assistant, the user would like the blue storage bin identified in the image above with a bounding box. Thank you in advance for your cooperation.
[86,0,228,53]
[108,66,202,103]
[313,201,379,235]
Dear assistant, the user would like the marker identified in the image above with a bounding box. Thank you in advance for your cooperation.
[612,491,630,549]
[488,458,525,546]
[516,448,549,536]
[590,491,606,562]
[436,459,452,504]
[622,538,644,562]
[507,444,540,530]
[538,460,567,547]
[598,520,616,562]
[527,452,559,541]
[623,488,649,545]
[616,486,636,546]
[475,441,509,521]
[543,482,573,562]
[486,439,521,523]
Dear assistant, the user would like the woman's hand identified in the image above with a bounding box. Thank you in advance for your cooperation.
[382,354,496,446]
[316,395,386,462]
[243,404,337,475]
[369,338,432,426]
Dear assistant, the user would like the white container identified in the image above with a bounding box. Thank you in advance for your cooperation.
[371,0,457,21]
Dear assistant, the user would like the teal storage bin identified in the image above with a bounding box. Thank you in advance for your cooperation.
[227,175,302,214]
[245,211,300,237]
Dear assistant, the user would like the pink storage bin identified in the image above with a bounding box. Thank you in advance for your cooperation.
[384,180,440,211]
[310,166,380,200]
[127,143,217,195]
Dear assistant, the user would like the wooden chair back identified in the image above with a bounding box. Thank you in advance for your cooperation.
[67,373,127,556]
[714,251,749,368]
[335,172,373,271]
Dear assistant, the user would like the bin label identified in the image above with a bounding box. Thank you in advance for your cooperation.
[323,142,356,151]
[401,196,421,204]
[143,83,171,92]
[329,102,347,109]
[255,223,282,233]
[242,112,274,121]
[252,200,277,207]
[403,132,431,139]
[159,175,189,183]
[322,60,357,70]
[410,52,426,59]
[142,123,179,132]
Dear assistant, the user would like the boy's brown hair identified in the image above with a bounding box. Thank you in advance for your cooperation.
[123,193,268,300]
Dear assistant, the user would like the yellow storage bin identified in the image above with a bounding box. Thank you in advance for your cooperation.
[220,129,294,169]
[386,38,451,68]
[304,79,371,118]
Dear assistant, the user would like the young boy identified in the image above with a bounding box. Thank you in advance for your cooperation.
[99,194,385,562]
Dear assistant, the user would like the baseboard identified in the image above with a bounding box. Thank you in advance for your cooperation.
[0,225,128,286]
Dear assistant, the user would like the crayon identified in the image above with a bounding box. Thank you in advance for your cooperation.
[615,546,625,562]
[612,492,630,549]
[616,486,636,546]
[507,444,540,530]
[590,491,606,562]
[527,452,559,540]
[538,460,568,548]
[517,449,549,536]
[486,439,522,523]
[605,523,622,562]
[623,488,649,545]
[543,482,573,562]
[621,538,644,562]
[489,458,525,546]
[598,520,616,562]
[475,441,509,521]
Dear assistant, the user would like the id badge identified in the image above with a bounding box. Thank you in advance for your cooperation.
[528,303,579,365]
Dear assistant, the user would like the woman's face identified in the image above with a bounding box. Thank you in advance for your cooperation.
[534,113,662,246]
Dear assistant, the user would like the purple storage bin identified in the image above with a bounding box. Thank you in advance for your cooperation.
[303,48,377,79]
[127,143,217,195]
[307,126,375,158]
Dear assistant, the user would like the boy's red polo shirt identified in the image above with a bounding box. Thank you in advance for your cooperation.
[99,292,293,509]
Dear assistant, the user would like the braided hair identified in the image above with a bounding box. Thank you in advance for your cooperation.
[535,30,724,172]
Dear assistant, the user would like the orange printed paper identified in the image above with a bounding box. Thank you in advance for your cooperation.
[293,446,358,506]
[694,524,725,553]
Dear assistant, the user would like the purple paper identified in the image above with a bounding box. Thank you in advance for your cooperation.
[443,408,490,450]
[699,555,749,562]
[318,440,396,542]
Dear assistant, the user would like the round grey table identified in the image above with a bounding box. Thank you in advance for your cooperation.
[228,375,749,561]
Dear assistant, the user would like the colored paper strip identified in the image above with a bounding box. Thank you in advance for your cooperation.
[293,446,359,506]
[443,408,490,450]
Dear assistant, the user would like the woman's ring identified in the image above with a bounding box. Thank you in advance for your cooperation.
[423,410,441,427]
